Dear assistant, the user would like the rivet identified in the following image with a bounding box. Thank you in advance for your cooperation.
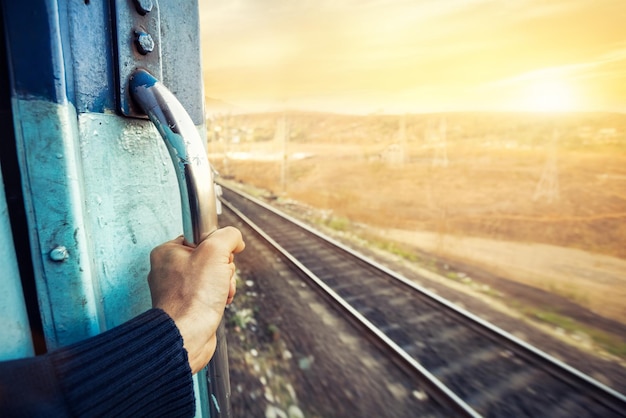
[133,0,153,15]
[134,31,155,55]
[50,246,69,262]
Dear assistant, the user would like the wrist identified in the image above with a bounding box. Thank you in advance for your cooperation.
[169,308,223,374]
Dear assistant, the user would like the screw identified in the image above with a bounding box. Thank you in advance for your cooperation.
[135,31,155,55]
[133,0,153,15]
[49,246,69,262]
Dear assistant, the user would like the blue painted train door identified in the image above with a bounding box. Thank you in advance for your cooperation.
[0,1,214,416]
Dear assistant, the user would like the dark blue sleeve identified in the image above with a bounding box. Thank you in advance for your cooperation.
[0,309,195,417]
[0,352,67,417]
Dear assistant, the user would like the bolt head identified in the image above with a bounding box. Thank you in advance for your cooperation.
[133,0,153,15]
[135,31,155,55]
[50,246,69,262]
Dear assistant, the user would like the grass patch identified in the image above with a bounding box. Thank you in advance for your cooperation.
[528,308,626,359]
[230,308,256,329]
[374,240,421,262]
[323,215,351,232]
[359,233,422,263]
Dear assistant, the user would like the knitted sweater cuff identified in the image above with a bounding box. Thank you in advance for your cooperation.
[50,309,195,417]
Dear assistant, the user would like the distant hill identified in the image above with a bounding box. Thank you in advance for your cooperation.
[209,110,626,149]
[205,97,240,116]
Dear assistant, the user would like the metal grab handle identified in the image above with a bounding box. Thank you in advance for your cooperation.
[129,69,218,245]
[129,69,231,418]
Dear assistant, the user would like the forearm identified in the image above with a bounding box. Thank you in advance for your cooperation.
[0,309,195,418]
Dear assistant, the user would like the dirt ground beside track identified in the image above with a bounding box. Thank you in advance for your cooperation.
[379,228,626,332]
[212,139,626,324]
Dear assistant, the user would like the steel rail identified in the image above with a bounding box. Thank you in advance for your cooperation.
[220,196,482,418]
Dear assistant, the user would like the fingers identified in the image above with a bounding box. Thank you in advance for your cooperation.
[225,253,237,305]
[161,235,186,249]
[153,226,242,306]
[226,275,237,305]
[193,227,245,267]
[163,227,244,254]
[192,226,243,306]
[150,233,184,252]
[202,226,245,254]
[171,235,186,244]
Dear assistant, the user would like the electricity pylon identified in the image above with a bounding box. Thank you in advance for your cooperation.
[274,114,289,194]
[430,117,448,168]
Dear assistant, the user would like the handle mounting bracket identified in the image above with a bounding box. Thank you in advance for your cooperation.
[114,0,163,118]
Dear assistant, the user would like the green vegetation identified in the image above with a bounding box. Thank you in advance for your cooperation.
[525,307,626,359]
[318,214,351,232]
[546,281,590,306]
[374,240,422,263]
[267,324,281,341]
[230,308,255,329]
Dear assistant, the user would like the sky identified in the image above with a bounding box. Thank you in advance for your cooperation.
[199,0,626,114]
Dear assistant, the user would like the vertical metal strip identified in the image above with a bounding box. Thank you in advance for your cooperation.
[11,98,102,348]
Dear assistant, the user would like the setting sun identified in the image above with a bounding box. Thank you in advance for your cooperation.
[522,79,578,112]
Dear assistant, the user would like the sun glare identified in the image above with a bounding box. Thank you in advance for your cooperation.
[522,79,577,112]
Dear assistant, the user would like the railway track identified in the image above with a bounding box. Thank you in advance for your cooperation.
[219,182,626,418]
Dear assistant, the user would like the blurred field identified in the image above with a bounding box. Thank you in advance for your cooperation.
[208,111,626,328]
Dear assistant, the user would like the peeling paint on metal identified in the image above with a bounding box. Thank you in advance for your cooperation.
[77,112,185,329]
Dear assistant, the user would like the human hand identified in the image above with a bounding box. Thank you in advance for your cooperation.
[147,226,245,374]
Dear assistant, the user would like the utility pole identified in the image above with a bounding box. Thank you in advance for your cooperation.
[398,114,407,166]
[533,128,560,203]
[431,117,448,168]
[275,114,289,194]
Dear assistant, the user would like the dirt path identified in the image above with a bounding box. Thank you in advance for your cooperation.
[380,229,626,325]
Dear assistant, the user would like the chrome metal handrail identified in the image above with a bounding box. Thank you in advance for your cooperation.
[129,69,218,244]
